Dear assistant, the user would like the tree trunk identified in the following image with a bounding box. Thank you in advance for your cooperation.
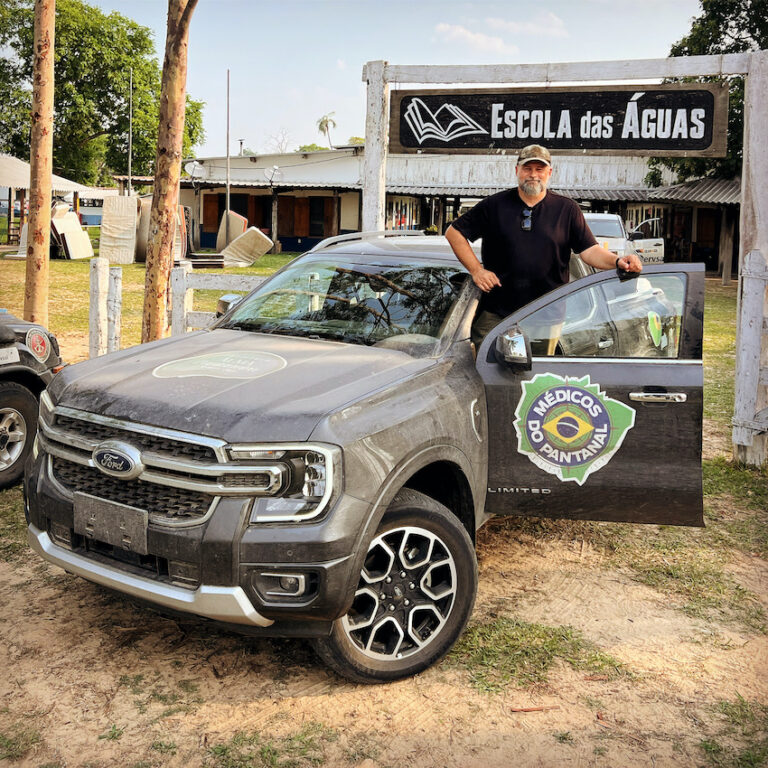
[24,0,55,326]
[142,0,198,343]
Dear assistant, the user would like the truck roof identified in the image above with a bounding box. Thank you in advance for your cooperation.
[307,231,459,263]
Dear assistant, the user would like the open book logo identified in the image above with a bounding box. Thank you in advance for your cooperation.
[404,98,489,144]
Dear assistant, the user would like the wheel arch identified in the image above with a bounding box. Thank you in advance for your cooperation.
[401,461,476,545]
[0,369,45,398]
[338,445,479,616]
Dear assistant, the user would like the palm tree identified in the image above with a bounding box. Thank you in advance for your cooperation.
[317,112,337,149]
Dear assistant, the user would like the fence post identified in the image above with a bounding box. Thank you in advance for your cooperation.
[171,262,193,336]
[107,266,122,353]
[732,249,768,465]
[89,257,109,358]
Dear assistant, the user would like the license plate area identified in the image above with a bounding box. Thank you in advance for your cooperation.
[73,492,149,555]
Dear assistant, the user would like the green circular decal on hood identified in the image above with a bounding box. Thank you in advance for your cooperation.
[152,351,287,380]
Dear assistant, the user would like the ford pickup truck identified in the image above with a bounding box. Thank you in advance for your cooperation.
[25,232,704,682]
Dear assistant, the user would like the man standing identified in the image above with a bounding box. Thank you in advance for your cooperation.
[446,144,643,348]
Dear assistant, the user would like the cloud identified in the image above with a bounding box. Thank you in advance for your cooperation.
[336,59,346,70]
[434,23,519,55]
[486,12,569,39]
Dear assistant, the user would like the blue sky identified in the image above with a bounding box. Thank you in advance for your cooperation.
[92,0,703,157]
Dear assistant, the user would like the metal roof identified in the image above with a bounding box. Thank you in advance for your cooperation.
[552,187,651,201]
[648,177,741,205]
[387,184,652,200]
[181,179,362,191]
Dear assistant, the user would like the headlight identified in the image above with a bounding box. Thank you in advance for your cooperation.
[226,443,341,523]
[39,390,55,424]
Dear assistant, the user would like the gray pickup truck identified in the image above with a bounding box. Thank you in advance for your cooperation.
[25,232,704,682]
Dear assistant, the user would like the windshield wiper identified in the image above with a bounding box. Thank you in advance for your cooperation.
[306,329,375,345]
[224,321,374,345]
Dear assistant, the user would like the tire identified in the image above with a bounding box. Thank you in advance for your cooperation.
[313,489,477,683]
[0,381,39,490]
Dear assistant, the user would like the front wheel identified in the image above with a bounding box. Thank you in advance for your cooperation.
[0,381,39,490]
[313,489,477,683]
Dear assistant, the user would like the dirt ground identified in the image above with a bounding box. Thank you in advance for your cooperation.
[1,339,765,768]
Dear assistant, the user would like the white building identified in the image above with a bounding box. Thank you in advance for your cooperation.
[179,146,738,273]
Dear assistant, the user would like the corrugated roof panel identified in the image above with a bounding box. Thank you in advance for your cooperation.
[648,178,741,205]
[185,180,362,190]
[383,185,650,200]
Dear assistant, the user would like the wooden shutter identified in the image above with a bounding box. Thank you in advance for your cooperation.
[294,198,310,237]
[202,194,219,232]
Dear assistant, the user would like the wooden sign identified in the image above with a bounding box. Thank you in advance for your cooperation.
[390,83,728,156]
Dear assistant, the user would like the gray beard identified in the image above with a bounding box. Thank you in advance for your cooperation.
[520,179,544,196]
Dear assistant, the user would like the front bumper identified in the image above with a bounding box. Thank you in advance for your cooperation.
[25,446,371,628]
[28,524,273,627]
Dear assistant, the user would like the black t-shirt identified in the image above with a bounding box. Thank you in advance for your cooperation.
[451,189,597,316]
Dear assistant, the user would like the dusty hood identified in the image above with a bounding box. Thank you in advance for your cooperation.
[50,329,434,443]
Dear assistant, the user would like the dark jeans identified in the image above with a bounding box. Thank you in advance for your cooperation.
[471,310,560,355]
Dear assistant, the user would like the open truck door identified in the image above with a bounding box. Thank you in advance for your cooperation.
[476,263,705,526]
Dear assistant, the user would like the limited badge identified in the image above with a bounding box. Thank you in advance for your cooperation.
[514,373,635,485]
[25,328,50,363]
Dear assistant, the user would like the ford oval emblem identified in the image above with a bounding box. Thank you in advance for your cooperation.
[92,441,144,480]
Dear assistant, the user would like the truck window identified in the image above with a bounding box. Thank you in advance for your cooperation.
[518,273,685,358]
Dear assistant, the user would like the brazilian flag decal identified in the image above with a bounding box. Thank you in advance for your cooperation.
[514,373,636,485]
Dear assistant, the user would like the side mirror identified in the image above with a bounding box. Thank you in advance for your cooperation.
[627,231,643,241]
[216,293,243,317]
[494,326,531,370]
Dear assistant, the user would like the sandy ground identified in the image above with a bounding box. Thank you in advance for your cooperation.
[0,337,765,767]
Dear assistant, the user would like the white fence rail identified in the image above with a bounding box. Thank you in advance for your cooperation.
[170,262,265,336]
[88,258,265,357]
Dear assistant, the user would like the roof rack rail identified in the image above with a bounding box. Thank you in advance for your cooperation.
[307,229,427,253]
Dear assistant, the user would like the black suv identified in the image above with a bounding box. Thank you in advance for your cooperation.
[25,233,704,682]
[0,312,62,488]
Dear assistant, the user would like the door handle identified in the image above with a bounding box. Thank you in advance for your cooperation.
[598,338,614,349]
[629,392,687,403]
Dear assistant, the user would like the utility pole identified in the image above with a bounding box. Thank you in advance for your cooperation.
[24,0,55,327]
[142,0,198,343]
[128,66,133,196]
[225,68,230,245]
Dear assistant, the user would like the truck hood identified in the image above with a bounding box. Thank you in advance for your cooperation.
[50,329,434,443]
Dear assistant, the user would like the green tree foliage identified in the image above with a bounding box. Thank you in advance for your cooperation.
[648,0,767,184]
[0,0,205,185]
[297,143,328,152]
[347,136,365,145]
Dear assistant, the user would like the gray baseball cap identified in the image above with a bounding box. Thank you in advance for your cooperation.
[517,144,552,167]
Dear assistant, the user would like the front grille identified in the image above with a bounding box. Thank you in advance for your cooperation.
[221,473,272,488]
[52,457,214,522]
[54,414,217,462]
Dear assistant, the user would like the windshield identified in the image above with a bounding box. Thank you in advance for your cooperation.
[586,217,625,238]
[218,254,467,353]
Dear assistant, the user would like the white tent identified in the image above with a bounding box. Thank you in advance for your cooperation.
[0,153,103,195]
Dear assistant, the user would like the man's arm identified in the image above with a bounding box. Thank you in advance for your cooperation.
[445,225,502,292]
[580,243,643,273]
